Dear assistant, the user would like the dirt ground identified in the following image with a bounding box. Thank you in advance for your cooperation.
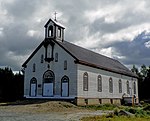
[0,100,110,121]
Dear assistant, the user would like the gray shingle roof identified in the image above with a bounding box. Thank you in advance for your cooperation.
[56,40,137,77]
[22,38,137,78]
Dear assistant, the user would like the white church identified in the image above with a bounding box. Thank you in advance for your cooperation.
[22,18,138,105]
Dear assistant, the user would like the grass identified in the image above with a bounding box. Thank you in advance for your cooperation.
[80,103,150,121]
[81,115,150,121]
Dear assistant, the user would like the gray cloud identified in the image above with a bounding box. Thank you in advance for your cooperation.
[0,0,150,71]
[112,31,150,67]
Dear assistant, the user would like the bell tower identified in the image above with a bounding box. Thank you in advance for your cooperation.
[44,18,65,42]
[43,18,65,63]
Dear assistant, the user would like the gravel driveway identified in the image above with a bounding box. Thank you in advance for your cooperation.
[0,101,111,121]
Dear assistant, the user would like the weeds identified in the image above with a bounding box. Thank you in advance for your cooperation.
[81,104,117,110]
[81,103,150,121]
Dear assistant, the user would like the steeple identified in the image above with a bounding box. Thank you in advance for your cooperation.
[44,18,65,42]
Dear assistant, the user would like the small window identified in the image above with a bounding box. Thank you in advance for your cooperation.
[85,99,88,105]
[110,99,113,104]
[98,75,102,92]
[64,60,67,70]
[48,25,53,37]
[58,28,61,38]
[55,53,58,62]
[109,78,113,93]
[127,81,130,94]
[99,99,102,104]
[41,54,44,63]
[119,79,122,93]
[133,82,136,94]
[33,63,36,72]
[83,72,88,91]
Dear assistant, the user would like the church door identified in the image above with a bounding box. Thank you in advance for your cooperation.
[43,70,54,97]
[30,77,37,97]
[61,76,69,97]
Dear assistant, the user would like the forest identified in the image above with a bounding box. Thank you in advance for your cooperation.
[0,65,150,102]
[0,67,24,101]
[131,64,150,102]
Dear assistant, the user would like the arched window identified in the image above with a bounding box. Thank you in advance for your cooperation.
[98,75,102,92]
[33,63,36,72]
[55,53,58,62]
[83,72,88,91]
[30,77,37,86]
[48,25,53,37]
[41,54,44,63]
[43,70,55,83]
[109,78,113,93]
[119,79,122,93]
[62,76,69,83]
[127,81,130,94]
[58,28,61,38]
[64,60,67,70]
[133,82,136,94]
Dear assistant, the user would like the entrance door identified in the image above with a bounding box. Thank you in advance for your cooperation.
[61,76,69,97]
[43,70,55,97]
[43,83,53,96]
[30,77,37,97]
[31,83,36,96]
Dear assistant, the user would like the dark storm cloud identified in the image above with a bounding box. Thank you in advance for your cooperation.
[89,18,130,34]
[112,31,150,67]
[3,0,41,19]
[0,0,150,71]
[0,23,40,70]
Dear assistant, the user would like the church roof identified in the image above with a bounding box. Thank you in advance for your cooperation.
[22,38,137,78]
[56,40,137,78]
[44,18,65,29]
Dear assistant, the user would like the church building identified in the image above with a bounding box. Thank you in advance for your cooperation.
[22,18,138,105]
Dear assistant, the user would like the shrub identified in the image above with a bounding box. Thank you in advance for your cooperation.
[114,108,119,116]
[140,101,144,105]
[143,104,150,111]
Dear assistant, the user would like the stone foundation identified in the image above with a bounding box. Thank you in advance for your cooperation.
[101,99,111,104]
[113,99,121,105]
[75,97,86,106]
[75,97,121,105]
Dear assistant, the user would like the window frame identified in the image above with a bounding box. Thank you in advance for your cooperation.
[48,25,53,37]
[127,81,130,94]
[97,75,102,92]
[83,72,88,91]
[41,54,44,63]
[64,60,67,70]
[58,27,61,38]
[33,63,36,72]
[55,53,58,62]
[119,79,122,93]
[109,77,113,93]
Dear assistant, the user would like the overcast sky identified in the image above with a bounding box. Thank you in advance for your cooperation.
[0,0,150,71]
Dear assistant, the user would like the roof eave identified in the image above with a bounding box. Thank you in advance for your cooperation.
[22,40,45,68]
[75,60,138,78]
[44,19,65,29]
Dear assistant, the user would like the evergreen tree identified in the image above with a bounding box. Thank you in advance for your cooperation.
[0,67,24,101]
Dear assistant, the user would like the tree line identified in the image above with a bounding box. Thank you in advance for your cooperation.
[131,64,150,101]
[0,67,24,101]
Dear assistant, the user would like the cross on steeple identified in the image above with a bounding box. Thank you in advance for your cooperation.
[54,12,57,21]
